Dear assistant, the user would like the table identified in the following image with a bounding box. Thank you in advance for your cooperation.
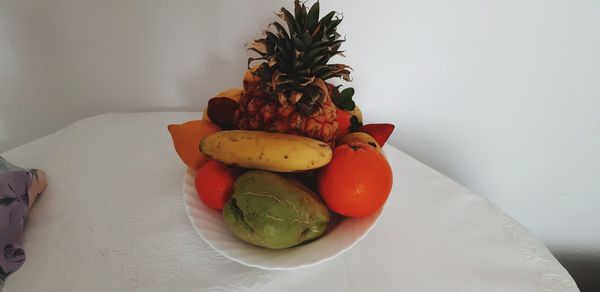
[1,112,578,291]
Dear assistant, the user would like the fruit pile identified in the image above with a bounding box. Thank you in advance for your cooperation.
[168,1,395,249]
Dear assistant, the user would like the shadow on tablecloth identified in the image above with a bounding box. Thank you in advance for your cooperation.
[554,252,600,292]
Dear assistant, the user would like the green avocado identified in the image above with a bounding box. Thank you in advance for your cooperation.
[223,170,330,249]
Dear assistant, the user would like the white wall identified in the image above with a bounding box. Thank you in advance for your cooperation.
[1,0,599,282]
[349,0,600,257]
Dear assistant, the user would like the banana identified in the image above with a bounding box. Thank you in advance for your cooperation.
[200,130,332,172]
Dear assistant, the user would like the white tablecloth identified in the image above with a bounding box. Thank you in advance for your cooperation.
[1,112,578,291]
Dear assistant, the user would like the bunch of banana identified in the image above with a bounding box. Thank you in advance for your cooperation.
[200,130,332,172]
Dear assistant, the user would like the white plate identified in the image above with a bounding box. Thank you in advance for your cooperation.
[183,168,386,270]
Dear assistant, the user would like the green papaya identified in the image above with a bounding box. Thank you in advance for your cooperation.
[223,170,330,249]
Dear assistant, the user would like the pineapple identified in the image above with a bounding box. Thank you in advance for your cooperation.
[234,0,352,147]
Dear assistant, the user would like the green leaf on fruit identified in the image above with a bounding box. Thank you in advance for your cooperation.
[339,88,355,100]
[341,99,355,111]
[332,86,356,111]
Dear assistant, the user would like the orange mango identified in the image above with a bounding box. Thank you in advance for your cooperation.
[168,120,222,170]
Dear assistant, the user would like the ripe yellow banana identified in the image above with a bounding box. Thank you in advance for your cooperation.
[200,130,332,172]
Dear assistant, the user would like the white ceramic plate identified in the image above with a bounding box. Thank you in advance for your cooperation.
[183,168,386,270]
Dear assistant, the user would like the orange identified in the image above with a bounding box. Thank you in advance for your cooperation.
[168,120,221,170]
[195,160,239,210]
[336,108,352,139]
[318,142,393,217]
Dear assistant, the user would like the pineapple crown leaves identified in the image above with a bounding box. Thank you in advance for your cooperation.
[247,0,352,116]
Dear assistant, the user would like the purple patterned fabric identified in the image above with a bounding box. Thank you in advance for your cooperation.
[0,158,32,280]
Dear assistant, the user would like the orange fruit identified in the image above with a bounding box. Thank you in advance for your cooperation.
[195,160,239,210]
[318,142,393,217]
[336,108,352,139]
[168,120,221,170]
